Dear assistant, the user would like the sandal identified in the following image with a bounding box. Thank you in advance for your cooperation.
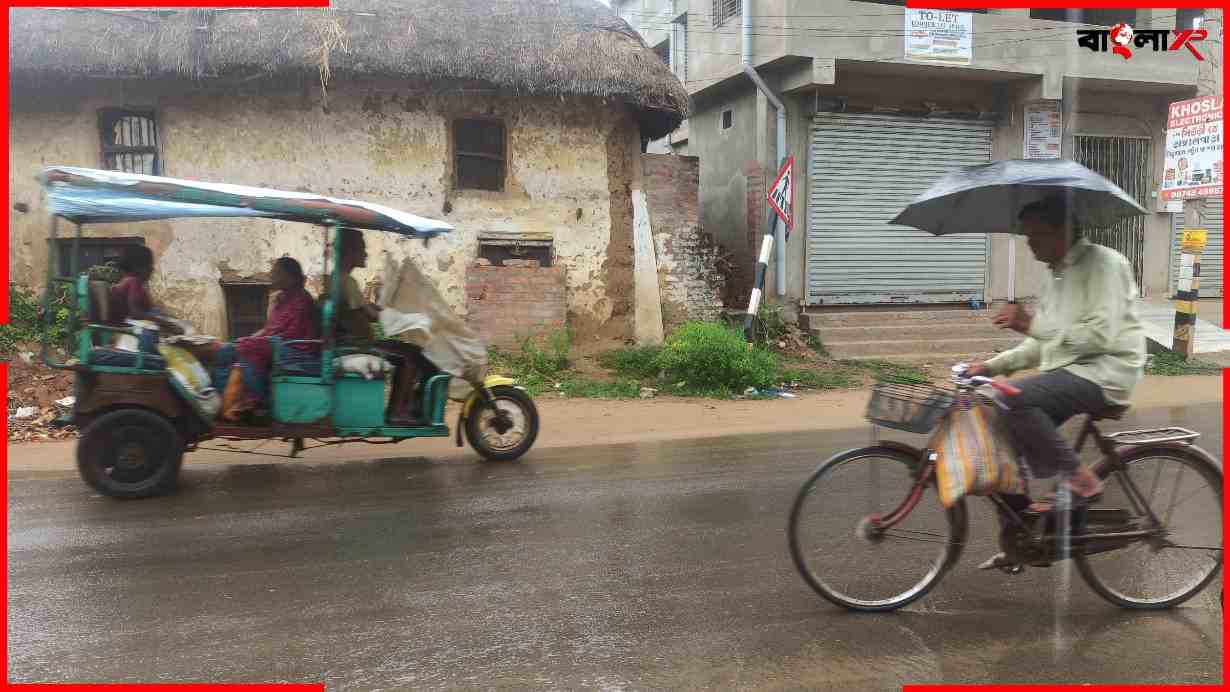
[1026,488,1103,514]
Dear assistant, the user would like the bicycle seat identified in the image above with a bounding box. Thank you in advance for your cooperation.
[1092,405,1130,421]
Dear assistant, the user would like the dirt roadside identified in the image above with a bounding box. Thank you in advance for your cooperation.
[7,374,1223,472]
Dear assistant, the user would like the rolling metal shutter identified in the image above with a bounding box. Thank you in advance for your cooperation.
[1171,198,1223,297]
[806,113,993,305]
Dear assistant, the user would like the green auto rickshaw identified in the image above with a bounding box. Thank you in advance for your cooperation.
[38,166,539,499]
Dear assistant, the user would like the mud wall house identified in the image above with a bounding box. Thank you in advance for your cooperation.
[613,2,1213,325]
[8,0,691,346]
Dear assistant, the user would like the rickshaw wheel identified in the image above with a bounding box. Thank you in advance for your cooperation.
[77,408,185,499]
[465,385,539,462]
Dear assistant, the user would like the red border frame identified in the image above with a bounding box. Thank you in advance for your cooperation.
[0,0,1225,690]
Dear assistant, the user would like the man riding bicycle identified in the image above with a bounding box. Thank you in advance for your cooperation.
[965,197,1147,570]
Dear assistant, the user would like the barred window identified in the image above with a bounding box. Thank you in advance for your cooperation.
[99,109,160,175]
[712,0,740,28]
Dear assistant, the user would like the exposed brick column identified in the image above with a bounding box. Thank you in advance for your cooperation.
[733,161,767,307]
[640,154,726,331]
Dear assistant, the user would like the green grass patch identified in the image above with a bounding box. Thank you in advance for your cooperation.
[1146,351,1223,376]
[843,359,931,384]
[493,321,887,400]
[487,329,574,396]
[779,367,856,390]
[558,378,642,399]
[597,345,662,380]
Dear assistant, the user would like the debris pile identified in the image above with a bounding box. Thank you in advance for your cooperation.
[7,350,78,442]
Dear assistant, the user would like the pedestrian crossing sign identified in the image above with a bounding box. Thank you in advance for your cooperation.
[767,155,795,235]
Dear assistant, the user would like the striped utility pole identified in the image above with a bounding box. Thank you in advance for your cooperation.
[1173,229,1207,359]
[744,236,775,347]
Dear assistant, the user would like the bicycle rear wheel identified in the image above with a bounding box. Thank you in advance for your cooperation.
[788,445,967,612]
[1077,445,1223,609]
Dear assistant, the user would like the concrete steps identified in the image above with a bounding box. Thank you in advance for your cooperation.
[801,308,998,330]
[803,308,1022,363]
[816,323,1013,341]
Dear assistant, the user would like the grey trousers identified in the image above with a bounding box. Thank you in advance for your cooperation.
[1000,369,1108,481]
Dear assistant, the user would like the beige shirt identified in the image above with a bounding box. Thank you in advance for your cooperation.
[985,239,1147,405]
[325,274,372,345]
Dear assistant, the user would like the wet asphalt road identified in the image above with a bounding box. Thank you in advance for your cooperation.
[8,404,1223,690]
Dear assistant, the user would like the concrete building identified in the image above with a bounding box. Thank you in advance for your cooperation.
[615,0,693,154]
[8,1,693,345]
[611,2,1218,322]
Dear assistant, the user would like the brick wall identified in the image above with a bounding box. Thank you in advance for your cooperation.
[465,263,566,348]
[641,154,728,331]
[733,161,767,307]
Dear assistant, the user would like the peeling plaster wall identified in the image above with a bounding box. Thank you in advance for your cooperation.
[9,77,638,338]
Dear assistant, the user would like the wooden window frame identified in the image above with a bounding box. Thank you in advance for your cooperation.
[452,117,508,193]
[54,237,145,278]
[220,280,271,341]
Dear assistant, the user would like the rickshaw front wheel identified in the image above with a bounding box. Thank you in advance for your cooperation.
[77,408,185,499]
[465,385,539,462]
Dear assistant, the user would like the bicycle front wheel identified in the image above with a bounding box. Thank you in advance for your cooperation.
[788,445,968,612]
[1077,445,1223,609]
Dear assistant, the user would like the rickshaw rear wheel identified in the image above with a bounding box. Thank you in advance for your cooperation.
[77,408,185,499]
[466,385,539,462]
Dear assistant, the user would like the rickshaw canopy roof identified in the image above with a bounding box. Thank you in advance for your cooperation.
[37,166,454,237]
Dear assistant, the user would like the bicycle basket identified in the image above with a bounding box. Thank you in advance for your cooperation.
[866,383,955,434]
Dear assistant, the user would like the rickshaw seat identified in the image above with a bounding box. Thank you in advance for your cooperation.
[87,280,112,323]
[86,348,166,370]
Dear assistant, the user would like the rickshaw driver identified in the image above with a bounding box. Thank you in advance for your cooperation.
[330,228,429,426]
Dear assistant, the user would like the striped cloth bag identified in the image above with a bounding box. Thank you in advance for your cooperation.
[928,399,1024,507]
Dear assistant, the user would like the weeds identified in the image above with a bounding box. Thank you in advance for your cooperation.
[843,359,930,384]
[803,333,827,356]
[655,321,779,393]
[752,303,790,348]
[779,367,855,390]
[597,346,661,379]
[1,285,71,355]
[1146,351,1223,376]
[488,329,578,397]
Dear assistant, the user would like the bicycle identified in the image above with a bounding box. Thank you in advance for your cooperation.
[788,364,1223,612]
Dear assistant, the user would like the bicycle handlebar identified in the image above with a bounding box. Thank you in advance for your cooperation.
[950,363,1021,396]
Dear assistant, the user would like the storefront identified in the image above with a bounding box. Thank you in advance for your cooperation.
[805,112,994,305]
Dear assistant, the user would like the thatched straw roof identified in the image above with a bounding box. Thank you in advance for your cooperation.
[10,1,689,138]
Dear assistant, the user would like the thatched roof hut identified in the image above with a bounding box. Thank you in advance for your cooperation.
[9,0,690,138]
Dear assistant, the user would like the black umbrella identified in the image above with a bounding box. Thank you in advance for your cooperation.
[890,159,1150,236]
